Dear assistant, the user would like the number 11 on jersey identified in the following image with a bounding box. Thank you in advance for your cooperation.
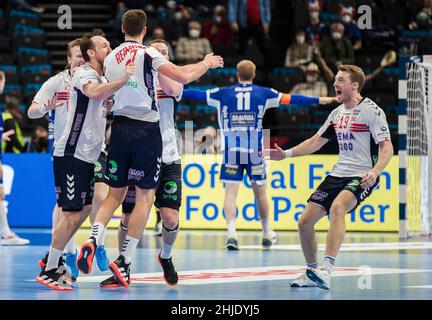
[236,92,251,110]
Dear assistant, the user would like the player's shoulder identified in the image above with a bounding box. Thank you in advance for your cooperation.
[144,45,163,58]
[359,97,386,114]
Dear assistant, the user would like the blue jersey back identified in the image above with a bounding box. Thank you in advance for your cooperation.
[206,83,281,163]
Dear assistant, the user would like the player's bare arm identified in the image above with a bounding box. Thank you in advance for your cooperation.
[158,53,223,84]
[27,94,60,119]
[263,133,329,160]
[361,139,394,189]
[158,73,183,97]
[84,63,135,100]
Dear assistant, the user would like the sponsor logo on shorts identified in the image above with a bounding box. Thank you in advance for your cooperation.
[251,164,264,176]
[224,164,239,176]
[94,161,102,172]
[360,187,371,201]
[311,190,328,201]
[108,160,118,181]
[345,179,360,192]
[163,181,178,201]
[128,168,145,181]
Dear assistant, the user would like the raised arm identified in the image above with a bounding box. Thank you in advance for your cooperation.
[28,95,59,119]
[280,93,336,105]
[182,88,207,101]
[158,53,223,85]
[264,133,329,161]
[158,73,183,97]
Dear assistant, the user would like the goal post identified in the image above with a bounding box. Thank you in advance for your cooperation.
[399,55,432,238]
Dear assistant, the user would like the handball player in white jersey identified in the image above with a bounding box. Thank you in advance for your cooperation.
[77,9,223,288]
[265,65,394,290]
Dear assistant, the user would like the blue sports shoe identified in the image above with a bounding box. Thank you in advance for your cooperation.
[95,245,109,272]
[65,250,79,281]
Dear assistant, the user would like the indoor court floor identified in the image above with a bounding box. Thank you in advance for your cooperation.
[1,229,432,300]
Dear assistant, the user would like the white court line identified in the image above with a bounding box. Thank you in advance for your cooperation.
[405,285,432,289]
[240,242,432,251]
[72,265,432,286]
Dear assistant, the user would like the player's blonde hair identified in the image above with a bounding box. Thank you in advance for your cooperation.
[237,60,256,82]
[338,64,365,92]
[67,38,82,58]
[0,70,5,81]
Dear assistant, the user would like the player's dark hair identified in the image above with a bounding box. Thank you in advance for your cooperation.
[338,64,365,92]
[122,9,147,37]
[80,29,105,62]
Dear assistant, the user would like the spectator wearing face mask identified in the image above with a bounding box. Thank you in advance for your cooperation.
[319,21,354,72]
[30,126,49,153]
[284,29,313,67]
[164,5,191,46]
[339,4,362,50]
[305,0,327,46]
[290,62,328,97]
[203,5,233,46]
[175,20,213,65]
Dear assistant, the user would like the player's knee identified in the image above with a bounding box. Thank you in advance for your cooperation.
[298,215,314,231]
[329,202,346,218]
[92,190,106,206]
[160,208,179,229]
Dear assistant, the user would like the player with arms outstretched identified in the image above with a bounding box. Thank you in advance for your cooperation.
[265,65,394,290]
[183,59,335,250]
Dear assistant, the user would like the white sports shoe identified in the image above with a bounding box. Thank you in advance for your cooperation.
[306,266,331,290]
[262,230,277,249]
[1,233,30,246]
[290,272,318,288]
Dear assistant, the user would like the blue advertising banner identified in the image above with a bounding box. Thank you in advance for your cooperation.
[3,154,55,227]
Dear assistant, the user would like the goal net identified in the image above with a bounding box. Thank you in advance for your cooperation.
[405,60,432,237]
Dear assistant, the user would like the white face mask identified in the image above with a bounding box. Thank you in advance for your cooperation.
[189,29,200,38]
[167,0,176,9]
[296,36,305,44]
[306,74,318,83]
[332,32,343,40]
[310,11,319,20]
[342,14,352,24]
[174,12,183,21]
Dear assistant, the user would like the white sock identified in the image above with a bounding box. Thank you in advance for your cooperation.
[323,255,335,273]
[227,220,237,239]
[160,223,178,259]
[46,246,63,271]
[91,222,105,246]
[261,218,270,238]
[161,242,173,260]
[0,200,12,236]
[64,234,76,254]
[120,235,139,264]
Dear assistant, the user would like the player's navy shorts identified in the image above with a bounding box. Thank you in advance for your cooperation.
[220,152,267,185]
[307,175,379,214]
[106,116,162,190]
[122,163,182,214]
[53,155,95,212]
[94,150,107,184]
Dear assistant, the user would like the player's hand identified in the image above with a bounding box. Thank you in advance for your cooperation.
[44,94,61,111]
[103,99,114,110]
[260,143,286,161]
[124,62,135,80]
[361,170,379,189]
[0,165,3,180]
[204,53,224,69]
[2,129,15,142]
[319,97,337,105]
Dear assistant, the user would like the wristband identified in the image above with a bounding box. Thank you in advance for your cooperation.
[284,149,293,158]
[202,60,212,69]
[39,104,47,115]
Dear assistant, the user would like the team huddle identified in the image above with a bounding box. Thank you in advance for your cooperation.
[27,9,393,291]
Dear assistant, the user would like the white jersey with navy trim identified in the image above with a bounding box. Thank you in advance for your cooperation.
[157,86,183,164]
[103,41,169,122]
[317,97,391,177]
[53,65,108,164]
[32,70,72,149]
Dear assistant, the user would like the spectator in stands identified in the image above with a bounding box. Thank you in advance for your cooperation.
[203,5,233,46]
[408,0,432,30]
[150,26,175,61]
[228,0,273,84]
[2,97,26,154]
[339,3,362,50]
[290,62,328,97]
[319,21,354,72]
[175,20,212,65]
[305,0,327,46]
[12,0,44,14]
[164,5,191,46]
[284,29,313,68]
[30,126,48,153]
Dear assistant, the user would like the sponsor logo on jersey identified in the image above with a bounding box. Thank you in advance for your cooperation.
[230,113,256,127]
[126,80,138,88]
